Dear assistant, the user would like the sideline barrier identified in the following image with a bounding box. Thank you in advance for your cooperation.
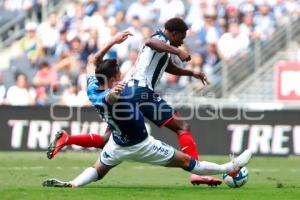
[0,106,299,156]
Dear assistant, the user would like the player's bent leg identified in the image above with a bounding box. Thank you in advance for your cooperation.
[47,130,69,159]
[167,149,252,176]
[165,117,199,160]
[165,115,224,186]
[69,160,113,188]
[227,149,253,177]
[47,129,110,159]
[165,150,252,186]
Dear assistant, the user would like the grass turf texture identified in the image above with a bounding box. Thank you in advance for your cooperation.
[0,152,299,200]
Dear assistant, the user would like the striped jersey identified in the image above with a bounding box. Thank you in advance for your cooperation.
[131,30,170,90]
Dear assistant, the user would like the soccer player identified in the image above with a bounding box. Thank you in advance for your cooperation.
[48,18,219,185]
[43,31,252,187]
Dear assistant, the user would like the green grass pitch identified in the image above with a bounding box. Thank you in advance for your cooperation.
[0,152,299,200]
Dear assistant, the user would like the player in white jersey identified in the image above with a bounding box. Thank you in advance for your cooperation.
[125,17,219,185]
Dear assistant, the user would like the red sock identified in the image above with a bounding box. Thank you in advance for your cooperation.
[177,131,199,160]
[66,134,105,149]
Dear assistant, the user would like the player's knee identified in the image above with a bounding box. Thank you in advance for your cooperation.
[177,122,190,133]
[181,155,192,170]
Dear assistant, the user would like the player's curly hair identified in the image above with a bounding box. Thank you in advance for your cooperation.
[95,59,120,85]
[164,18,188,33]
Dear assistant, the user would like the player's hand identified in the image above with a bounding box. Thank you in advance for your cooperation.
[112,31,133,44]
[106,82,126,104]
[193,71,210,85]
[177,49,191,62]
[111,82,126,95]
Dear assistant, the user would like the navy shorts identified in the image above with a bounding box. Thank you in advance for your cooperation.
[120,81,176,127]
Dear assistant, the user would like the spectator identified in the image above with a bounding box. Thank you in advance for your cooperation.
[202,42,220,69]
[6,73,36,106]
[64,3,85,39]
[18,22,44,63]
[202,43,220,83]
[224,3,241,26]
[141,26,153,42]
[54,29,70,58]
[100,0,123,18]
[33,61,58,105]
[254,3,276,41]
[4,0,33,12]
[56,37,83,76]
[120,48,139,80]
[152,0,185,24]
[38,12,61,55]
[216,0,229,20]
[0,72,6,105]
[60,84,79,106]
[60,82,89,107]
[240,12,259,40]
[273,0,289,25]
[112,10,129,30]
[218,22,250,60]
[83,0,98,16]
[80,29,99,63]
[77,69,90,106]
[239,0,256,14]
[126,0,154,23]
[196,10,222,49]
[186,0,207,32]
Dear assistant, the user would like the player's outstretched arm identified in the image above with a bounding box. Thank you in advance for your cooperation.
[145,38,191,62]
[165,60,209,85]
[86,31,132,76]
[95,31,133,64]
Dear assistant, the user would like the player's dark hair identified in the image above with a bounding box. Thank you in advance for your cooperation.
[164,18,188,33]
[95,59,120,85]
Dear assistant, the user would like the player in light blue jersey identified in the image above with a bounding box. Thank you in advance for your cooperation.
[43,31,252,188]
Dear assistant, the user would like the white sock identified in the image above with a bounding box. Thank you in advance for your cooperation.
[191,161,234,175]
[70,167,99,187]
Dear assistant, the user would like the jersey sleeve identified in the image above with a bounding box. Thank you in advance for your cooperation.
[86,75,108,106]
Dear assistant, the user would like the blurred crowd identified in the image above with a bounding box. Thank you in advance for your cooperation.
[1,0,300,106]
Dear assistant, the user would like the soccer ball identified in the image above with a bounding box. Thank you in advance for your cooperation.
[222,167,248,188]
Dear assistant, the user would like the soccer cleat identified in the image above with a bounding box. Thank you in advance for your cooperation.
[227,149,252,177]
[47,130,69,159]
[190,174,222,187]
[42,178,73,188]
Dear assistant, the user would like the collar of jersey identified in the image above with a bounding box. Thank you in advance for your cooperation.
[154,29,169,41]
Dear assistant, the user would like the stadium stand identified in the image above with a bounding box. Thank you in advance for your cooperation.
[1,0,300,106]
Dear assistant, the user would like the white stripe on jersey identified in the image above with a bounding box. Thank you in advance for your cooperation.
[131,30,170,90]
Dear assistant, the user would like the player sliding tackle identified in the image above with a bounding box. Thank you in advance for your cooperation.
[43,31,252,188]
[47,17,221,186]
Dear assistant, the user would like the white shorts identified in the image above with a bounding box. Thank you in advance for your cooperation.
[99,135,175,167]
